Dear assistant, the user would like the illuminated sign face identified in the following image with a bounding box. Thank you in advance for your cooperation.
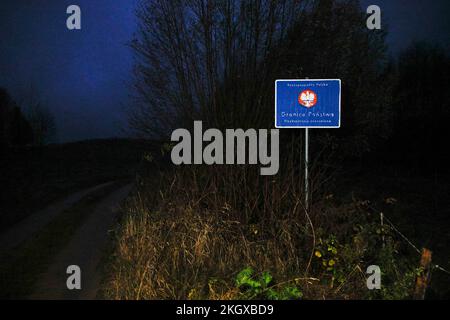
[275,79,341,128]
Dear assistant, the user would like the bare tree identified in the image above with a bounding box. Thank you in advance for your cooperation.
[0,87,34,147]
[130,0,391,158]
[26,102,56,145]
[19,85,56,145]
[129,0,312,138]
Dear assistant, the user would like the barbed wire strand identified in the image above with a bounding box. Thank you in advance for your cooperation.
[382,215,421,254]
[365,203,450,276]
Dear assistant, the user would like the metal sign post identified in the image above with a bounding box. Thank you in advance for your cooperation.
[275,79,341,210]
[305,76,310,211]
[305,127,309,210]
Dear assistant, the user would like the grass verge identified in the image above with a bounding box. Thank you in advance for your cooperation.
[103,166,420,300]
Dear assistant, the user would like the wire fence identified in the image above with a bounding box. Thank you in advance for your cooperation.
[366,203,450,277]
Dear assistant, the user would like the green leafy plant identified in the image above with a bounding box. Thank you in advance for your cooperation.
[314,235,346,287]
[313,214,418,299]
[235,267,302,300]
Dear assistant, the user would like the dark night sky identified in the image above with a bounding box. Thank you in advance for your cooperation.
[0,0,449,142]
[0,0,138,142]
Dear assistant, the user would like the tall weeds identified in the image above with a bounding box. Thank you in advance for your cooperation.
[105,136,365,300]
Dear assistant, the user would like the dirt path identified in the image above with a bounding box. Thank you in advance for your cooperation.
[0,182,115,254]
[29,183,133,300]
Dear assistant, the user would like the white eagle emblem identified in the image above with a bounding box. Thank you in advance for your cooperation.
[298,90,317,108]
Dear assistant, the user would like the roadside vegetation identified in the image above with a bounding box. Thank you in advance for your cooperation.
[103,0,450,300]
[103,158,433,300]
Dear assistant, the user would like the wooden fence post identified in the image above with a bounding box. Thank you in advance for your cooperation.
[413,248,432,300]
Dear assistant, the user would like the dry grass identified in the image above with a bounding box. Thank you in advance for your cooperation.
[106,201,309,298]
[104,159,329,299]
[104,154,387,300]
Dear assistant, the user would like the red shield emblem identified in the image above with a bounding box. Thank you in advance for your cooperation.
[298,90,317,108]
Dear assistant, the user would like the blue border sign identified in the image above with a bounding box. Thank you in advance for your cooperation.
[275,79,341,128]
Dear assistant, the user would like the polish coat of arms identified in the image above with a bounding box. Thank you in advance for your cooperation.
[298,89,317,108]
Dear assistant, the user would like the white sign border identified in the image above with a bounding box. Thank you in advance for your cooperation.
[275,79,342,129]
